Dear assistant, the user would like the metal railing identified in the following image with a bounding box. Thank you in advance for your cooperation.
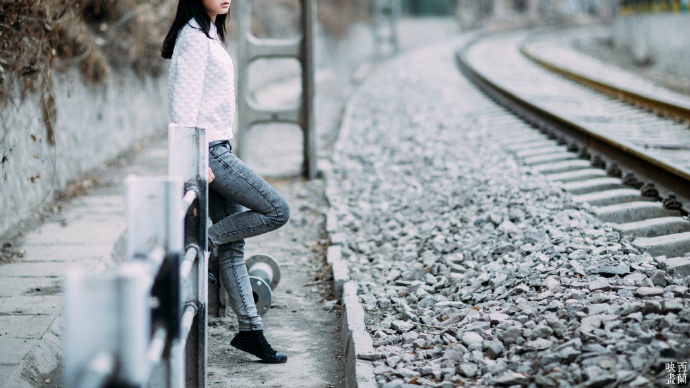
[64,126,208,388]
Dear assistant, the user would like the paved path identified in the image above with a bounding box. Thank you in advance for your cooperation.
[0,138,167,387]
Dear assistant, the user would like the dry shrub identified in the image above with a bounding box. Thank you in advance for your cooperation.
[90,1,174,77]
[41,83,57,144]
[80,0,139,23]
[0,0,70,142]
[252,0,301,38]
[79,49,110,86]
[55,17,92,62]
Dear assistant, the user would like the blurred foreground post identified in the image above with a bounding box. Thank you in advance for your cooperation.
[168,126,209,388]
[372,0,400,58]
[236,0,318,179]
[64,127,209,387]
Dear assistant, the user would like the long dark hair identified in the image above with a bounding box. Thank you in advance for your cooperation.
[161,0,228,59]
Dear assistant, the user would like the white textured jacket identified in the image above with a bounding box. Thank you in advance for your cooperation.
[168,18,235,143]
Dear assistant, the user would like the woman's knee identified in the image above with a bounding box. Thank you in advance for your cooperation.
[270,197,290,227]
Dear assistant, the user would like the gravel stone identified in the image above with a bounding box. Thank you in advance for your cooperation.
[634,287,664,297]
[589,280,610,291]
[330,37,690,388]
[642,301,662,315]
[623,272,647,286]
[597,264,630,277]
[526,338,553,351]
[382,379,404,388]
[391,320,415,333]
[457,363,478,378]
[626,312,643,322]
[559,347,580,362]
[492,371,528,386]
[663,300,683,313]
[482,340,504,359]
[461,331,483,348]
[497,328,522,346]
[650,270,668,286]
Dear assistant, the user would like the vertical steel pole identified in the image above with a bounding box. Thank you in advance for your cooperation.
[64,265,151,388]
[168,126,208,388]
[126,175,184,388]
[302,0,317,179]
[236,0,251,164]
[125,176,184,262]
[116,262,156,385]
[373,0,400,58]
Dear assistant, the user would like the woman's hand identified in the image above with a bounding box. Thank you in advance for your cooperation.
[208,167,215,184]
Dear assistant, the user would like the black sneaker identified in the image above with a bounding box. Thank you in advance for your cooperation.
[230,330,288,364]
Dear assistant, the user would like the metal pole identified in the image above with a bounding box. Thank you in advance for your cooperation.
[168,126,208,253]
[125,176,185,388]
[302,0,317,179]
[125,175,184,261]
[64,262,152,388]
[372,0,400,58]
[168,126,208,388]
[236,0,317,179]
[236,0,251,164]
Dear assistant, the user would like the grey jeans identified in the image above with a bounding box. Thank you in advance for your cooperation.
[207,140,290,331]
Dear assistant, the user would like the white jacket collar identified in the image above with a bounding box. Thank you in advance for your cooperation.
[187,18,219,40]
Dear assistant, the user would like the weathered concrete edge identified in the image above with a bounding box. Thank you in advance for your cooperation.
[323,95,378,388]
[2,230,126,388]
[3,316,62,388]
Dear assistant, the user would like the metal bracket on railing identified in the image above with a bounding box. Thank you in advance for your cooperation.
[372,0,400,58]
[236,0,317,179]
[245,253,282,316]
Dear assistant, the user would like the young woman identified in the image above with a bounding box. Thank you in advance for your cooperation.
[162,0,290,364]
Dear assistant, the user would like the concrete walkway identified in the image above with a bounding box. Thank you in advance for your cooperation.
[0,138,168,387]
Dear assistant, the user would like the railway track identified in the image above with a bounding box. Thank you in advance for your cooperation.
[457,29,690,272]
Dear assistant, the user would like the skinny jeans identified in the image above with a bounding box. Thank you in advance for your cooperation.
[207,140,290,331]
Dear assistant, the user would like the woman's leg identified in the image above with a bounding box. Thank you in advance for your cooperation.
[207,143,290,248]
[207,142,288,363]
[208,189,263,331]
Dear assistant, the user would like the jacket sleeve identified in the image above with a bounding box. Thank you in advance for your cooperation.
[168,28,209,128]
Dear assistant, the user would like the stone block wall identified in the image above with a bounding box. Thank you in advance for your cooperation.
[0,71,168,237]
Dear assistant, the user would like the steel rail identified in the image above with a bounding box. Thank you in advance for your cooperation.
[179,245,200,281]
[519,42,690,124]
[456,36,690,213]
[182,188,198,214]
[146,246,167,278]
[148,326,169,365]
[179,303,199,345]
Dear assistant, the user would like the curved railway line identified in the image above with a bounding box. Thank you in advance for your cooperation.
[457,29,690,270]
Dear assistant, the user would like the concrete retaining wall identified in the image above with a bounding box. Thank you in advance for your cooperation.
[0,71,168,238]
[613,14,690,77]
